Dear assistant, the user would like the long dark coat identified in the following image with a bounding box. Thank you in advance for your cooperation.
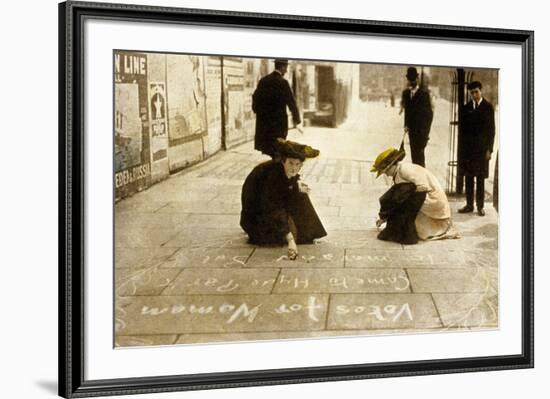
[458,99,496,178]
[401,87,433,145]
[240,161,326,245]
[377,183,427,245]
[252,72,301,156]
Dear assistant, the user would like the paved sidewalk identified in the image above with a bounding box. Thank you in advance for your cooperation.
[114,100,498,347]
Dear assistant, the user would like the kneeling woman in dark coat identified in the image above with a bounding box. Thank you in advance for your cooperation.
[240,139,327,259]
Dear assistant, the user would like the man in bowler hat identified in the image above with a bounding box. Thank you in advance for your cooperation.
[252,59,301,158]
[401,66,434,167]
[458,81,496,216]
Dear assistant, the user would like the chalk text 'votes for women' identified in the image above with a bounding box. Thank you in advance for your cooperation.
[140,297,414,324]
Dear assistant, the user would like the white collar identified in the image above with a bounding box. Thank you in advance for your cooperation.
[473,97,484,108]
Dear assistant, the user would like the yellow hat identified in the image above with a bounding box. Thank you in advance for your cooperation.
[370,148,405,177]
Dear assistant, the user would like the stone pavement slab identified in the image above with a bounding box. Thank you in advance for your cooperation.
[321,216,378,231]
[156,201,241,215]
[327,293,442,330]
[404,235,497,252]
[116,294,329,335]
[150,185,220,202]
[160,247,254,269]
[115,199,171,213]
[208,195,242,205]
[162,269,279,295]
[115,212,189,231]
[272,269,410,294]
[162,228,252,249]
[328,191,387,208]
[115,335,179,347]
[173,326,470,345]
[313,206,341,217]
[432,293,498,328]
[116,267,183,296]
[317,230,404,249]
[115,226,180,248]
[339,206,382,218]
[179,214,241,228]
[462,249,499,268]
[115,247,179,269]
[398,247,498,269]
[345,248,467,269]
[407,268,496,293]
[175,331,330,344]
[246,245,345,268]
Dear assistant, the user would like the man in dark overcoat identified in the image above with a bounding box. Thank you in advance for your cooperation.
[401,66,434,167]
[458,81,496,216]
[252,59,301,158]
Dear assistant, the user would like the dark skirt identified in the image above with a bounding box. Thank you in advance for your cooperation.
[377,183,426,245]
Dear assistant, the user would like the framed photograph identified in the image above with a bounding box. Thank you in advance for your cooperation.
[59,1,534,397]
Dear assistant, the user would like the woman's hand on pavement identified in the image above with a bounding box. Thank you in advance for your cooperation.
[288,239,298,260]
[298,181,310,194]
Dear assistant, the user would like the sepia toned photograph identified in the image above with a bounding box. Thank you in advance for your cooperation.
[113,51,499,348]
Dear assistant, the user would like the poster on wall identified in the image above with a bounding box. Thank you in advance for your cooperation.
[205,56,223,155]
[223,57,246,147]
[166,54,207,144]
[114,84,142,171]
[149,82,168,162]
[149,82,167,137]
[243,59,261,141]
[114,51,151,199]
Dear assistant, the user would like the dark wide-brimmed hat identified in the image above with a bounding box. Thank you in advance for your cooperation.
[370,147,406,178]
[275,138,320,161]
[406,66,419,80]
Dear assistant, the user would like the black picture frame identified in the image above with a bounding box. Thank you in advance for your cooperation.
[59,1,534,397]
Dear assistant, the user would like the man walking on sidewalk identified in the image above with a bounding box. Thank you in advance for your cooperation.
[252,59,301,159]
[401,66,434,167]
[458,81,496,217]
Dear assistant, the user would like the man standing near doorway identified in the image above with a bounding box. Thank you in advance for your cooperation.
[458,80,496,217]
[252,59,301,158]
[401,66,434,167]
